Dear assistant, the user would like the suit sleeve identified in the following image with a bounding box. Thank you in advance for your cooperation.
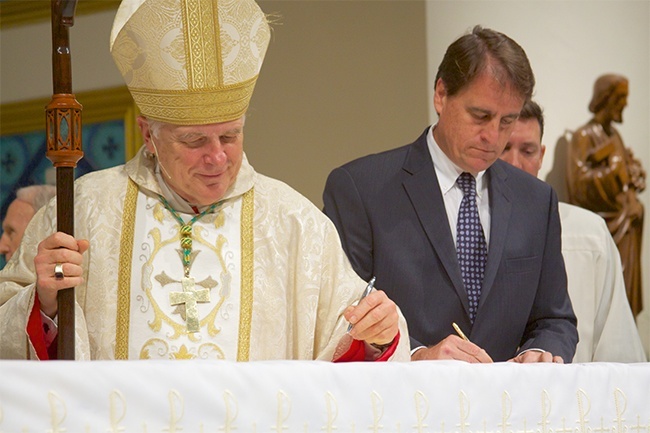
[323,167,374,282]
[519,189,579,362]
[324,167,426,352]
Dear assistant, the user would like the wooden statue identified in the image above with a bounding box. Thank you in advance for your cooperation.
[567,74,645,317]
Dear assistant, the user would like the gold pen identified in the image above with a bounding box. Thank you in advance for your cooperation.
[452,322,469,342]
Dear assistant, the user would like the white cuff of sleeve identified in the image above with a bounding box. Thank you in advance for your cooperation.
[518,348,545,355]
[410,345,426,356]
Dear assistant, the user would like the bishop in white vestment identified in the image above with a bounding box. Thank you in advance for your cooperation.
[0,149,410,361]
[0,0,410,362]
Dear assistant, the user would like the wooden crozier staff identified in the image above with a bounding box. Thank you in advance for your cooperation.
[45,0,83,360]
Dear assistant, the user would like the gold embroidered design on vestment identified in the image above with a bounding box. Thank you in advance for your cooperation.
[237,188,254,362]
[143,200,229,339]
[116,184,254,359]
[116,179,139,360]
[140,338,225,360]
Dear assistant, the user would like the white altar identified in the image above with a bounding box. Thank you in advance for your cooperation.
[1,360,648,432]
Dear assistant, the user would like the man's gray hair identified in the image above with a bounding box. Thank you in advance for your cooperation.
[146,115,247,139]
[15,185,57,211]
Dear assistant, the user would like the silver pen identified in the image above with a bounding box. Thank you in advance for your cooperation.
[347,276,377,332]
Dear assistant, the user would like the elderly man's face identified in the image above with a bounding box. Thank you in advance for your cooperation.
[433,68,525,175]
[500,117,545,178]
[0,199,36,261]
[141,118,245,206]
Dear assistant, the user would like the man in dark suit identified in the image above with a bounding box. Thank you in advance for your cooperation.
[323,26,578,363]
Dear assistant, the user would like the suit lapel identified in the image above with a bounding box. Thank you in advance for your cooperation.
[401,133,469,315]
[479,161,512,307]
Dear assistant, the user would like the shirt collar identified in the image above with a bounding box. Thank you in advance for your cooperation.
[426,125,487,198]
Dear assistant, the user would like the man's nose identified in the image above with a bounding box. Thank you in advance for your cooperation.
[480,120,500,144]
[203,141,227,165]
[0,234,10,255]
[509,153,524,170]
[501,151,523,170]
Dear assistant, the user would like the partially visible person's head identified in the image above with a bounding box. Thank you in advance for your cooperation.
[499,100,545,177]
[110,0,270,205]
[589,74,628,123]
[432,26,534,175]
[0,185,56,261]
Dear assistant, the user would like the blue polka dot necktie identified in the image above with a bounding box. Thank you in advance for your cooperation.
[456,172,487,323]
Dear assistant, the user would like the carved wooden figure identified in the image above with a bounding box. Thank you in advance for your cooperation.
[567,74,645,317]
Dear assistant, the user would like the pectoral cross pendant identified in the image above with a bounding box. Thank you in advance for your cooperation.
[169,276,211,333]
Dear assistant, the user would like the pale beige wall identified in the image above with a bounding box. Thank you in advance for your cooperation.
[0,1,430,208]
[246,0,429,207]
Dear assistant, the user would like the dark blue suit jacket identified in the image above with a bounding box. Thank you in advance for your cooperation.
[323,129,578,362]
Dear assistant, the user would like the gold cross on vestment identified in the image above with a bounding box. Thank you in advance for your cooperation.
[169,277,210,333]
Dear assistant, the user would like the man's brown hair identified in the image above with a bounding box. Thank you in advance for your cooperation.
[435,25,535,100]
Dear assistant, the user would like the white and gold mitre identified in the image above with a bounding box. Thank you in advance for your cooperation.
[110,0,270,125]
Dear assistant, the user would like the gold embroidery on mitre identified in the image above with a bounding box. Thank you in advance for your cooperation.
[128,76,257,125]
[110,0,270,125]
[182,0,221,90]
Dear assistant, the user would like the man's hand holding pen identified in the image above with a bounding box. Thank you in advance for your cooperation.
[344,277,399,347]
[411,335,493,363]
[411,323,493,363]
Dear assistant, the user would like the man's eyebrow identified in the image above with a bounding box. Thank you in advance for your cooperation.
[468,107,492,116]
[175,131,206,141]
[173,126,243,140]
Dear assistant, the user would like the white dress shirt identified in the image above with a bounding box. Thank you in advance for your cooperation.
[426,126,490,247]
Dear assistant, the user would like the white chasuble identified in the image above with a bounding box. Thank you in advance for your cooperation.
[0,149,411,362]
[117,183,252,360]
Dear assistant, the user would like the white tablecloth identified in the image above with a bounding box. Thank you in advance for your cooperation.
[1,360,648,432]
